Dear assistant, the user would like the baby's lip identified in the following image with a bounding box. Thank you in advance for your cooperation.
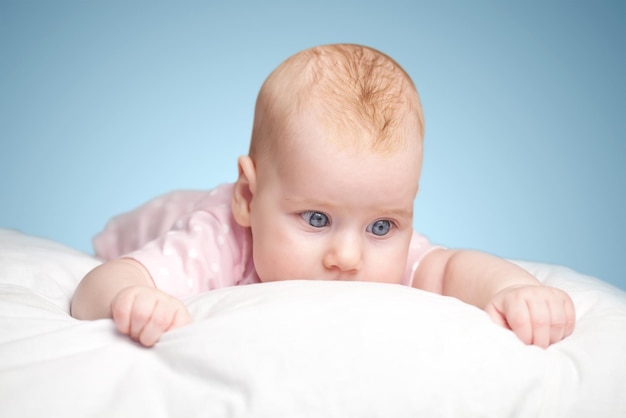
[296,272,362,282]
[327,273,361,282]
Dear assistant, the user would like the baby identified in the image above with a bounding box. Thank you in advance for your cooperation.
[71,44,575,348]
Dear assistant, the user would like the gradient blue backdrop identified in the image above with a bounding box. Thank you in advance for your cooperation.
[1,1,624,290]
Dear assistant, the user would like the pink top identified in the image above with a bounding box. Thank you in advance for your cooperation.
[93,184,439,299]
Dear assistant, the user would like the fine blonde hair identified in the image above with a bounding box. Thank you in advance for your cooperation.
[249,43,424,159]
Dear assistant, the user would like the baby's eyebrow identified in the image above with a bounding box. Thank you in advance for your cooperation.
[284,196,413,219]
[383,207,413,219]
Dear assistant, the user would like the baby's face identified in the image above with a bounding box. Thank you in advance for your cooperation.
[247,115,421,284]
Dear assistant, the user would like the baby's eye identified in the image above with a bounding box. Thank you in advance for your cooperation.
[301,211,330,228]
[368,220,392,236]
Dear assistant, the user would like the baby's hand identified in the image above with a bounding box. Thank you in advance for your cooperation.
[110,286,192,347]
[484,285,575,348]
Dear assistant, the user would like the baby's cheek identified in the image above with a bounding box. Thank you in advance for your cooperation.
[363,250,406,284]
[367,269,404,284]
[253,245,305,282]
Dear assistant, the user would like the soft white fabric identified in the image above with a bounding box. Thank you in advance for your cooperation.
[0,228,625,417]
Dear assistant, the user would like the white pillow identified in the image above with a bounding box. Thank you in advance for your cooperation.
[0,228,625,417]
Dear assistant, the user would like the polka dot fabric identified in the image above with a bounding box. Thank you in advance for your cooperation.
[94,185,258,299]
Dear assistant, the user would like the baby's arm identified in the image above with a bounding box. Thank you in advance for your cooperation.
[71,259,191,347]
[413,249,575,348]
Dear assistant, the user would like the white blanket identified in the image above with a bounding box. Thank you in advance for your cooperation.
[1,228,625,417]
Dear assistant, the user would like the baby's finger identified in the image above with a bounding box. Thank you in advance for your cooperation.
[564,296,576,337]
[111,289,137,336]
[553,296,576,344]
[527,298,551,348]
[503,298,534,345]
[128,292,157,343]
[138,300,173,347]
[548,301,568,345]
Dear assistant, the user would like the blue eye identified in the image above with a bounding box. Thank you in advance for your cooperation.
[301,211,329,228]
[368,220,391,236]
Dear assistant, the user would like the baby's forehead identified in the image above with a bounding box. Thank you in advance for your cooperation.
[277,102,421,156]
[260,134,422,210]
[264,120,422,172]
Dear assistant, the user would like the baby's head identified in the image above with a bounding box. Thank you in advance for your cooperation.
[249,43,424,165]
[233,44,425,284]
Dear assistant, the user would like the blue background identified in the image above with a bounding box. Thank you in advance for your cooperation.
[1,1,624,290]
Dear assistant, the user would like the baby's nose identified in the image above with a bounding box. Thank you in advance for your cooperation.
[323,233,363,274]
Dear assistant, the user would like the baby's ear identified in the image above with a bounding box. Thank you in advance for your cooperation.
[232,156,257,227]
